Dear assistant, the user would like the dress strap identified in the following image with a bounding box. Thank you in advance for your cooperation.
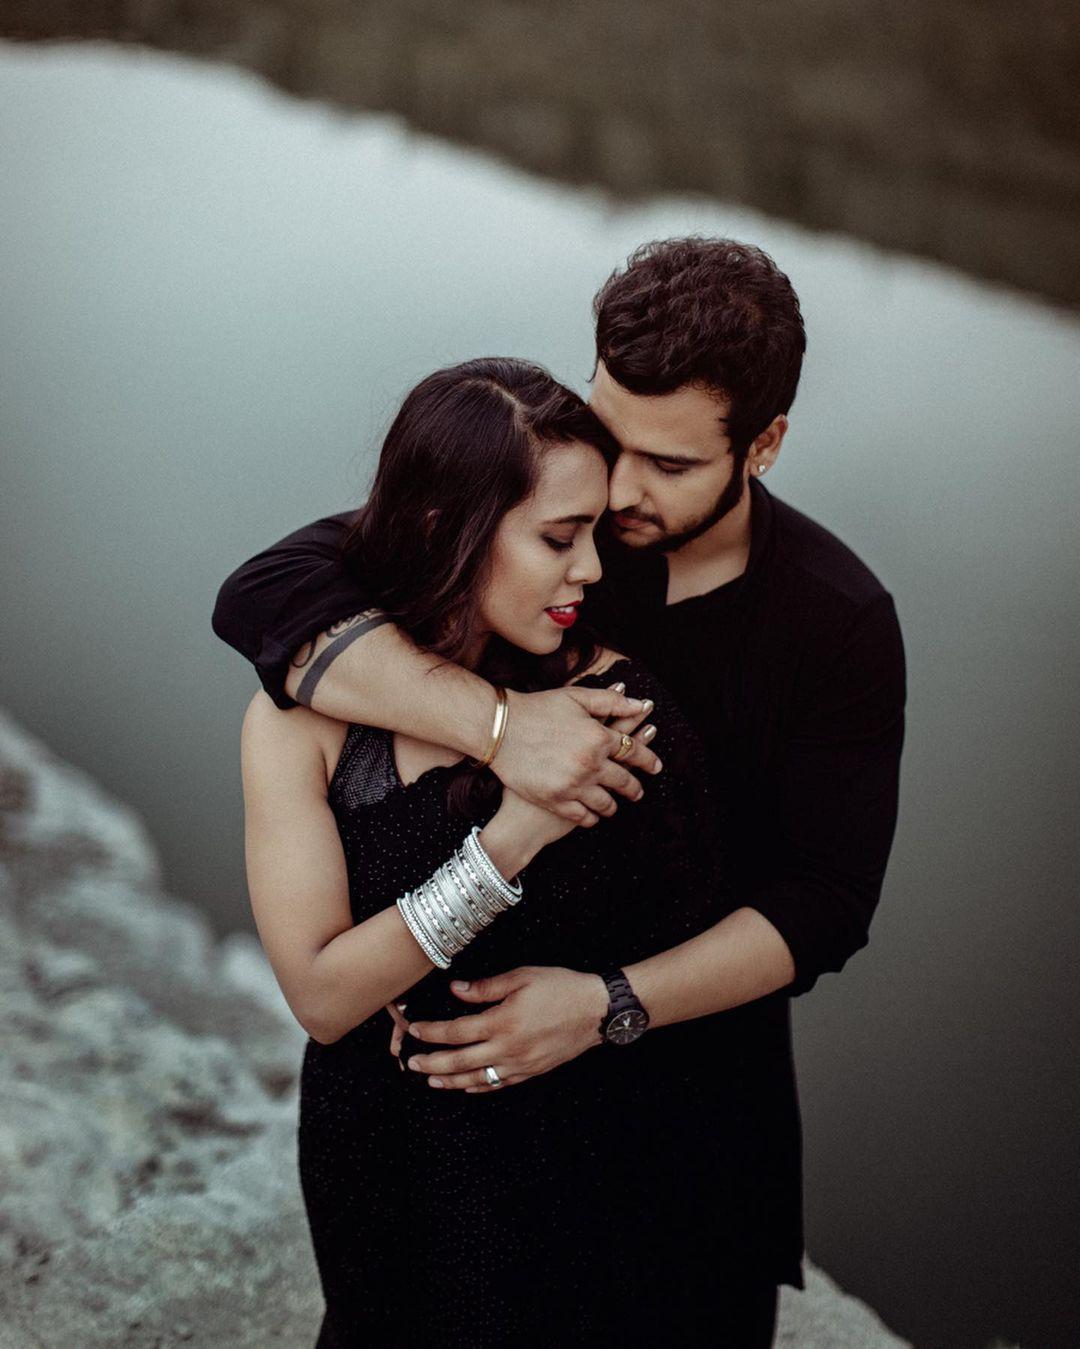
[327,724,400,809]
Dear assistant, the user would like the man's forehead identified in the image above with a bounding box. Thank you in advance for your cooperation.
[588,364,729,457]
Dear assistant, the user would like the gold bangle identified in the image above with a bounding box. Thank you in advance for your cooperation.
[472,684,509,768]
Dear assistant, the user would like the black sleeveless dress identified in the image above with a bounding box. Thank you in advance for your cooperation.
[299,656,755,1346]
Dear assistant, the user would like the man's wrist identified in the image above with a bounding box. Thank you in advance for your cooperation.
[585,971,609,1045]
[456,677,505,763]
[593,967,652,1045]
[482,687,523,778]
[473,684,509,768]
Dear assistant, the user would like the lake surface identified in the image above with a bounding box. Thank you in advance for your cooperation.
[2,43,1078,1349]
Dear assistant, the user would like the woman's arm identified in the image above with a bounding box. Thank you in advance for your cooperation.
[241,692,435,1043]
[241,692,567,1044]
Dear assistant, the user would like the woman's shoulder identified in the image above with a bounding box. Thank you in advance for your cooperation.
[568,649,673,707]
[241,691,350,789]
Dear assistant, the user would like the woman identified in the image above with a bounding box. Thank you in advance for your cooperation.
[240,359,739,1346]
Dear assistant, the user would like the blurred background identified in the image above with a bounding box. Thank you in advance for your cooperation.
[2,6,1078,1347]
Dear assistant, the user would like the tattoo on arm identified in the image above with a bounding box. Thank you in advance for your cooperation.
[292,609,391,706]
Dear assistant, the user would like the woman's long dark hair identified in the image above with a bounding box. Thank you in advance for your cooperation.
[340,357,621,817]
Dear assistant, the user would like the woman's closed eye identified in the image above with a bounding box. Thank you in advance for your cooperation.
[543,536,574,552]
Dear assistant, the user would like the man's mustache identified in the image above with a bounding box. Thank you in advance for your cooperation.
[609,508,661,527]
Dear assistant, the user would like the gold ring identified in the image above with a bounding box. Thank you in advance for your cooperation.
[612,733,634,762]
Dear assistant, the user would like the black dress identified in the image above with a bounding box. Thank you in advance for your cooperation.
[299,656,753,1346]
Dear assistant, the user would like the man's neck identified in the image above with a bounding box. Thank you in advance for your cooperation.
[663,486,753,605]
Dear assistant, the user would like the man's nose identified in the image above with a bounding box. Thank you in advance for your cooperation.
[607,454,642,513]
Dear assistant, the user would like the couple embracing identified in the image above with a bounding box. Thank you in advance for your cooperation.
[215,237,906,1346]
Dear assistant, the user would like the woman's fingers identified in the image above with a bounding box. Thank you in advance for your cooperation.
[606,695,655,735]
[606,724,662,779]
[386,1001,409,1067]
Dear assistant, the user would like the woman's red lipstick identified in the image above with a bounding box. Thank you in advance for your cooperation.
[544,602,581,628]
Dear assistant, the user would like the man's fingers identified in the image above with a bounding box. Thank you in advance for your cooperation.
[551,797,590,825]
[551,798,602,827]
[593,760,645,801]
[578,785,619,818]
[408,1012,497,1045]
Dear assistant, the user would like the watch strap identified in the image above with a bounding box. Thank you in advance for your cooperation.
[598,968,650,1044]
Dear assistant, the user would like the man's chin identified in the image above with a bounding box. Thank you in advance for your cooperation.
[611,520,674,553]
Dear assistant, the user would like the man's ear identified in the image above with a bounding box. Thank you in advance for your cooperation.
[757,414,787,457]
[747,415,788,477]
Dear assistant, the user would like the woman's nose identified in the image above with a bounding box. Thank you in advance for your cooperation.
[568,538,603,586]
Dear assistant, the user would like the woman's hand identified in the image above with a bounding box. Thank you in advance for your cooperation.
[386,999,409,1069]
[493,681,661,824]
[472,785,576,883]
[495,784,581,848]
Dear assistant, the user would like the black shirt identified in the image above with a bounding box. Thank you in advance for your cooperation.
[213,477,907,999]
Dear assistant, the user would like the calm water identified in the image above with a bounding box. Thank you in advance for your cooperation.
[2,43,1078,1349]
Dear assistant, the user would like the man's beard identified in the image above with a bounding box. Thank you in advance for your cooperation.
[618,460,747,556]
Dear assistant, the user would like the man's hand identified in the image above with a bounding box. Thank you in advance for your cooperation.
[495,683,662,825]
[398,967,610,1092]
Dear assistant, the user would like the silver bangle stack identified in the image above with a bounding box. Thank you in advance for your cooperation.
[396,826,524,970]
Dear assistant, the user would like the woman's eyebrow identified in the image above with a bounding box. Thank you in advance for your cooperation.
[542,513,596,525]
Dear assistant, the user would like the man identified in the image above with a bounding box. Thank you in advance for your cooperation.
[213,237,906,1342]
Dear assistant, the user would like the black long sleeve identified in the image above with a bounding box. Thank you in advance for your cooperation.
[744,591,906,995]
[211,511,369,709]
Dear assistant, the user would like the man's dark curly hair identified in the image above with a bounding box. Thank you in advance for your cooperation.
[592,237,806,459]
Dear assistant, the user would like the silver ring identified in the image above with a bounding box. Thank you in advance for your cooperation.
[483,1065,502,1087]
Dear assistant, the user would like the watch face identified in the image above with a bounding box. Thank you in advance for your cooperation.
[606,1009,648,1045]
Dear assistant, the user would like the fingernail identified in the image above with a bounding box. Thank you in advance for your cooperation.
[406,1025,419,1037]
[395,1002,407,1012]
[651,757,663,774]
[429,1077,444,1089]
[407,1058,420,1071]
[609,681,626,694]
[641,699,654,716]
[641,724,657,742]
[451,980,469,991]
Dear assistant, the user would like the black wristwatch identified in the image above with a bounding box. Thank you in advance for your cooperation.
[597,969,650,1046]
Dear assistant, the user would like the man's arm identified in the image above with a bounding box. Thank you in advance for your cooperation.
[212,514,664,820]
[743,591,907,995]
[211,511,363,710]
[404,592,906,1087]
[282,610,663,823]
